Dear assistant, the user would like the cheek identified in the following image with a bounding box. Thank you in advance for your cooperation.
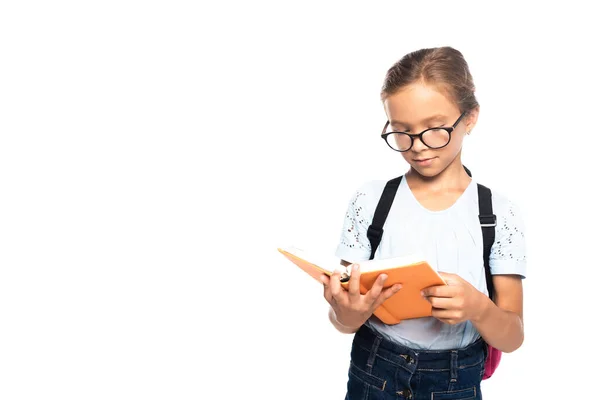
[443,134,465,157]
[400,152,412,163]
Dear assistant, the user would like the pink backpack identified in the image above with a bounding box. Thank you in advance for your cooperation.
[483,345,501,380]
[366,168,503,379]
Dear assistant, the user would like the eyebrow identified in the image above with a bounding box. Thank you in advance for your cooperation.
[390,114,449,127]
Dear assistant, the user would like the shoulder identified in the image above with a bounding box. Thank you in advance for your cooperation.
[475,183,527,240]
[472,182,523,218]
[345,176,404,211]
[479,185,527,274]
[489,187,524,222]
[353,179,388,198]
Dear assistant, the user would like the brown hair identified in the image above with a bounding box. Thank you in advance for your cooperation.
[380,46,479,114]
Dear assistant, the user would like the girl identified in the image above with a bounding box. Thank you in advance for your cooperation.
[320,47,526,400]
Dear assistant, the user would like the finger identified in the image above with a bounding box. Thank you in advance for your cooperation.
[329,269,346,303]
[425,296,454,310]
[348,264,361,302]
[372,283,402,310]
[365,273,388,303]
[431,308,461,321]
[421,285,458,298]
[435,317,459,325]
[321,274,333,304]
[437,271,459,282]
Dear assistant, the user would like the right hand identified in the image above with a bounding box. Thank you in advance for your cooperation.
[320,263,402,330]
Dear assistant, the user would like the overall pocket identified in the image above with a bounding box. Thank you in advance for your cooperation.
[431,386,477,400]
[348,361,387,391]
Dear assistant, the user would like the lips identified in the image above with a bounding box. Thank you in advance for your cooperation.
[413,157,436,166]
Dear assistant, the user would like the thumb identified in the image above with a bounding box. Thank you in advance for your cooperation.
[371,284,402,310]
[437,272,461,285]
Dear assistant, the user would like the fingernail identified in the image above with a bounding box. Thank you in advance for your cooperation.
[353,264,359,271]
[420,291,425,297]
[380,274,388,281]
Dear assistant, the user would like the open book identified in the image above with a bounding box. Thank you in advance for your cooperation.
[277,246,447,324]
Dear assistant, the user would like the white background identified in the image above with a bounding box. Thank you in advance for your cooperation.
[1,1,598,399]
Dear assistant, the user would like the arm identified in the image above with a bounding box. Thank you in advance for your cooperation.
[470,275,524,353]
[473,198,527,352]
[328,306,359,334]
[422,273,524,353]
[322,260,401,334]
[423,198,527,353]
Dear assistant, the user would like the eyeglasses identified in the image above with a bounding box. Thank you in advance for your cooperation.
[381,111,467,152]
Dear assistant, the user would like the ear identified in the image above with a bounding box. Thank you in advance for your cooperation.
[465,107,480,133]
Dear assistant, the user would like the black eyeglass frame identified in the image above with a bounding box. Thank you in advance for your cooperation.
[380,111,468,152]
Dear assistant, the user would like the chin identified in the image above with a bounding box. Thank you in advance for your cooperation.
[410,164,442,178]
[416,169,440,178]
[408,155,458,178]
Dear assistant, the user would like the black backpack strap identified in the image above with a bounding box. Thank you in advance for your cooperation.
[464,165,472,177]
[367,176,403,260]
[477,183,497,301]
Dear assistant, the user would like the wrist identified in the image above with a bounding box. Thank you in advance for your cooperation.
[471,291,493,323]
[329,308,361,333]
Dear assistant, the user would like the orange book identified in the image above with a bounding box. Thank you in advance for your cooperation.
[277,246,447,324]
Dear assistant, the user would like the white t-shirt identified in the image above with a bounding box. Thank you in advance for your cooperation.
[334,175,526,350]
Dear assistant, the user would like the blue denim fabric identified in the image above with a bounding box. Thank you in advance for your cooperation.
[346,325,486,400]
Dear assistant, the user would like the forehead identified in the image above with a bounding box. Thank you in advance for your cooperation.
[383,82,459,125]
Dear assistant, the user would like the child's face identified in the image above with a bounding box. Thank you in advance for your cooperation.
[383,82,477,178]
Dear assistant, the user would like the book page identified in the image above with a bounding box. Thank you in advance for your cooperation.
[355,253,428,272]
[279,246,427,275]
[278,246,348,276]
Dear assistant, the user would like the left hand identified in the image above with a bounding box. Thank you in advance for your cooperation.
[421,272,487,325]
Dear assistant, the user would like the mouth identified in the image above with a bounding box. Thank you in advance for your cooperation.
[413,157,436,166]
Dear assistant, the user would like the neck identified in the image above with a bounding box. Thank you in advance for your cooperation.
[406,155,471,191]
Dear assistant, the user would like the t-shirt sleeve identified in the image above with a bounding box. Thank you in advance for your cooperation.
[334,187,373,263]
[489,199,527,278]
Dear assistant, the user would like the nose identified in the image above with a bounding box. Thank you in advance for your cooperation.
[411,135,428,152]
